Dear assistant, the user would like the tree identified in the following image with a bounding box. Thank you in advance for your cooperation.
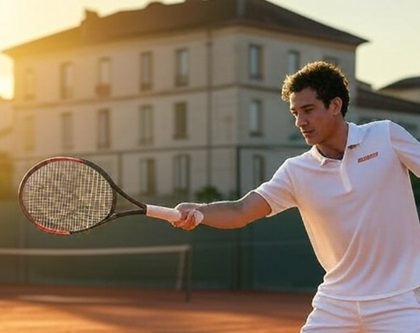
[195,185,223,202]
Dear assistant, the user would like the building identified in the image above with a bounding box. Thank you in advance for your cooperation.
[0,97,13,198]
[2,0,420,291]
[4,0,370,202]
[355,81,420,138]
[0,97,12,151]
[379,76,420,104]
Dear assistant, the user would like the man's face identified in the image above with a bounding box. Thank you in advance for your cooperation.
[289,87,342,146]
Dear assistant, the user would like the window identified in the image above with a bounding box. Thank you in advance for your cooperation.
[174,102,187,139]
[249,99,263,136]
[139,105,153,145]
[252,155,265,187]
[174,154,190,193]
[140,52,153,91]
[249,44,263,79]
[175,48,189,86]
[288,51,300,74]
[96,58,111,96]
[98,58,111,84]
[24,68,35,100]
[60,62,73,99]
[288,117,305,143]
[97,109,110,149]
[139,158,156,195]
[23,115,35,151]
[61,112,74,150]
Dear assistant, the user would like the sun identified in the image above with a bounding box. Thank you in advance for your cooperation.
[0,75,13,100]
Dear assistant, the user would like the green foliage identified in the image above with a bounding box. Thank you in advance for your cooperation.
[195,185,223,203]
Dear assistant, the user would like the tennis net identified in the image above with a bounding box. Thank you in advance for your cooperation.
[0,245,192,301]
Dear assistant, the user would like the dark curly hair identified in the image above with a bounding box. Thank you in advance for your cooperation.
[281,61,350,116]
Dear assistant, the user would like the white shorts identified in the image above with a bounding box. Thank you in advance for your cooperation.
[301,287,420,333]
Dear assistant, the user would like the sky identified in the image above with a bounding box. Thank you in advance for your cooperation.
[0,0,419,99]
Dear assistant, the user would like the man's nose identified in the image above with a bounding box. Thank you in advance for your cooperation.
[295,113,308,127]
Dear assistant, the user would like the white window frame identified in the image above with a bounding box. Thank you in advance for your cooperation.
[252,155,265,187]
[249,44,263,79]
[97,109,110,149]
[61,112,74,150]
[174,102,188,139]
[249,99,263,136]
[139,158,156,195]
[23,115,35,151]
[60,62,73,99]
[175,48,189,86]
[288,50,300,74]
[98,57,111,84]
[140,51,153,90]
[139,105,154,145]
[24,68,35,100]
[174,154,190,193]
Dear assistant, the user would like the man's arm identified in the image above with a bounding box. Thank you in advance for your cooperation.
[174,191,271,230]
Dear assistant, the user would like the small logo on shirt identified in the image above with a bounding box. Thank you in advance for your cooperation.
[357,152,379,163]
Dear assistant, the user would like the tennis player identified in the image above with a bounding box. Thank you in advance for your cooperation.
[174,61,420,332]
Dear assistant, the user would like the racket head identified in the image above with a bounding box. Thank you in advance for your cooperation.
[18,157,118,235]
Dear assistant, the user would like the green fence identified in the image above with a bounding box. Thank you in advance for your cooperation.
[0,201,324,293]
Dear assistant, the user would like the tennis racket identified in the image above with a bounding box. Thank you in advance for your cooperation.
[18,156,203,235]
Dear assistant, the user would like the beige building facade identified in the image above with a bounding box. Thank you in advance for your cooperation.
[4,0,420,201]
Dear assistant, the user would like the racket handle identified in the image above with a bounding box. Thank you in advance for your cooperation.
[146,205,180,221]
[146,205,204,225]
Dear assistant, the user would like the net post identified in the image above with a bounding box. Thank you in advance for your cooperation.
[184,245,192,302]
[176,250,185,291]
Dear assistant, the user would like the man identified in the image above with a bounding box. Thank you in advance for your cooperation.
[175,61,420,332]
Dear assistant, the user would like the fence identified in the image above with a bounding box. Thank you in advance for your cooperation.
[0,200,324,293]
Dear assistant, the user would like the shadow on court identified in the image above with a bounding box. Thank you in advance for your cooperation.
[0,284,313,332]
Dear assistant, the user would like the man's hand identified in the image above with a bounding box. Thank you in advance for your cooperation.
[173,203,204,231]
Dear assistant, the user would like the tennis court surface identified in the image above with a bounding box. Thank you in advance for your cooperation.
[0,284,313,332]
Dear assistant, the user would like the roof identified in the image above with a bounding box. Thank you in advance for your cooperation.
[3,0,367,58]
[380,77,420,90]
[355,83,420,114]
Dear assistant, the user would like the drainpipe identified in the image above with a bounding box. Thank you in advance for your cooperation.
[206,29,213,186]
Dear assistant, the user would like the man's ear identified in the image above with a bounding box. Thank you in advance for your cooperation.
[330,97,343,116]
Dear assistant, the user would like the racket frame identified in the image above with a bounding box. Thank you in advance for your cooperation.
[18,157,159,235]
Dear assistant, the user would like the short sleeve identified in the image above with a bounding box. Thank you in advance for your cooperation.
[253,159,297,216]
[389,121,420,177]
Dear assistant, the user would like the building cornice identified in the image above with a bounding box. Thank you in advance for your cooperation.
[3,0,367,58]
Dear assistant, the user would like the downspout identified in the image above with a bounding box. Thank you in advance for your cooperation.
[206,29,213,186]
[234,0,246,291]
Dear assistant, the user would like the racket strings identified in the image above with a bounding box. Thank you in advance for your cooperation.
[21,160,114,232]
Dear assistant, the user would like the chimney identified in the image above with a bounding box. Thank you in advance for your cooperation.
[83,9,99,21]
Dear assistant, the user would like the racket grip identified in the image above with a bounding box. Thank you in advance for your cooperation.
[146,205,181,221]
[146,205,204,225]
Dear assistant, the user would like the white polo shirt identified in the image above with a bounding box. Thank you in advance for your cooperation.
[255,120,420,300]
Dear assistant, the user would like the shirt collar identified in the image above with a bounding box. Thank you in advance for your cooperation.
[310,122,363,165]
